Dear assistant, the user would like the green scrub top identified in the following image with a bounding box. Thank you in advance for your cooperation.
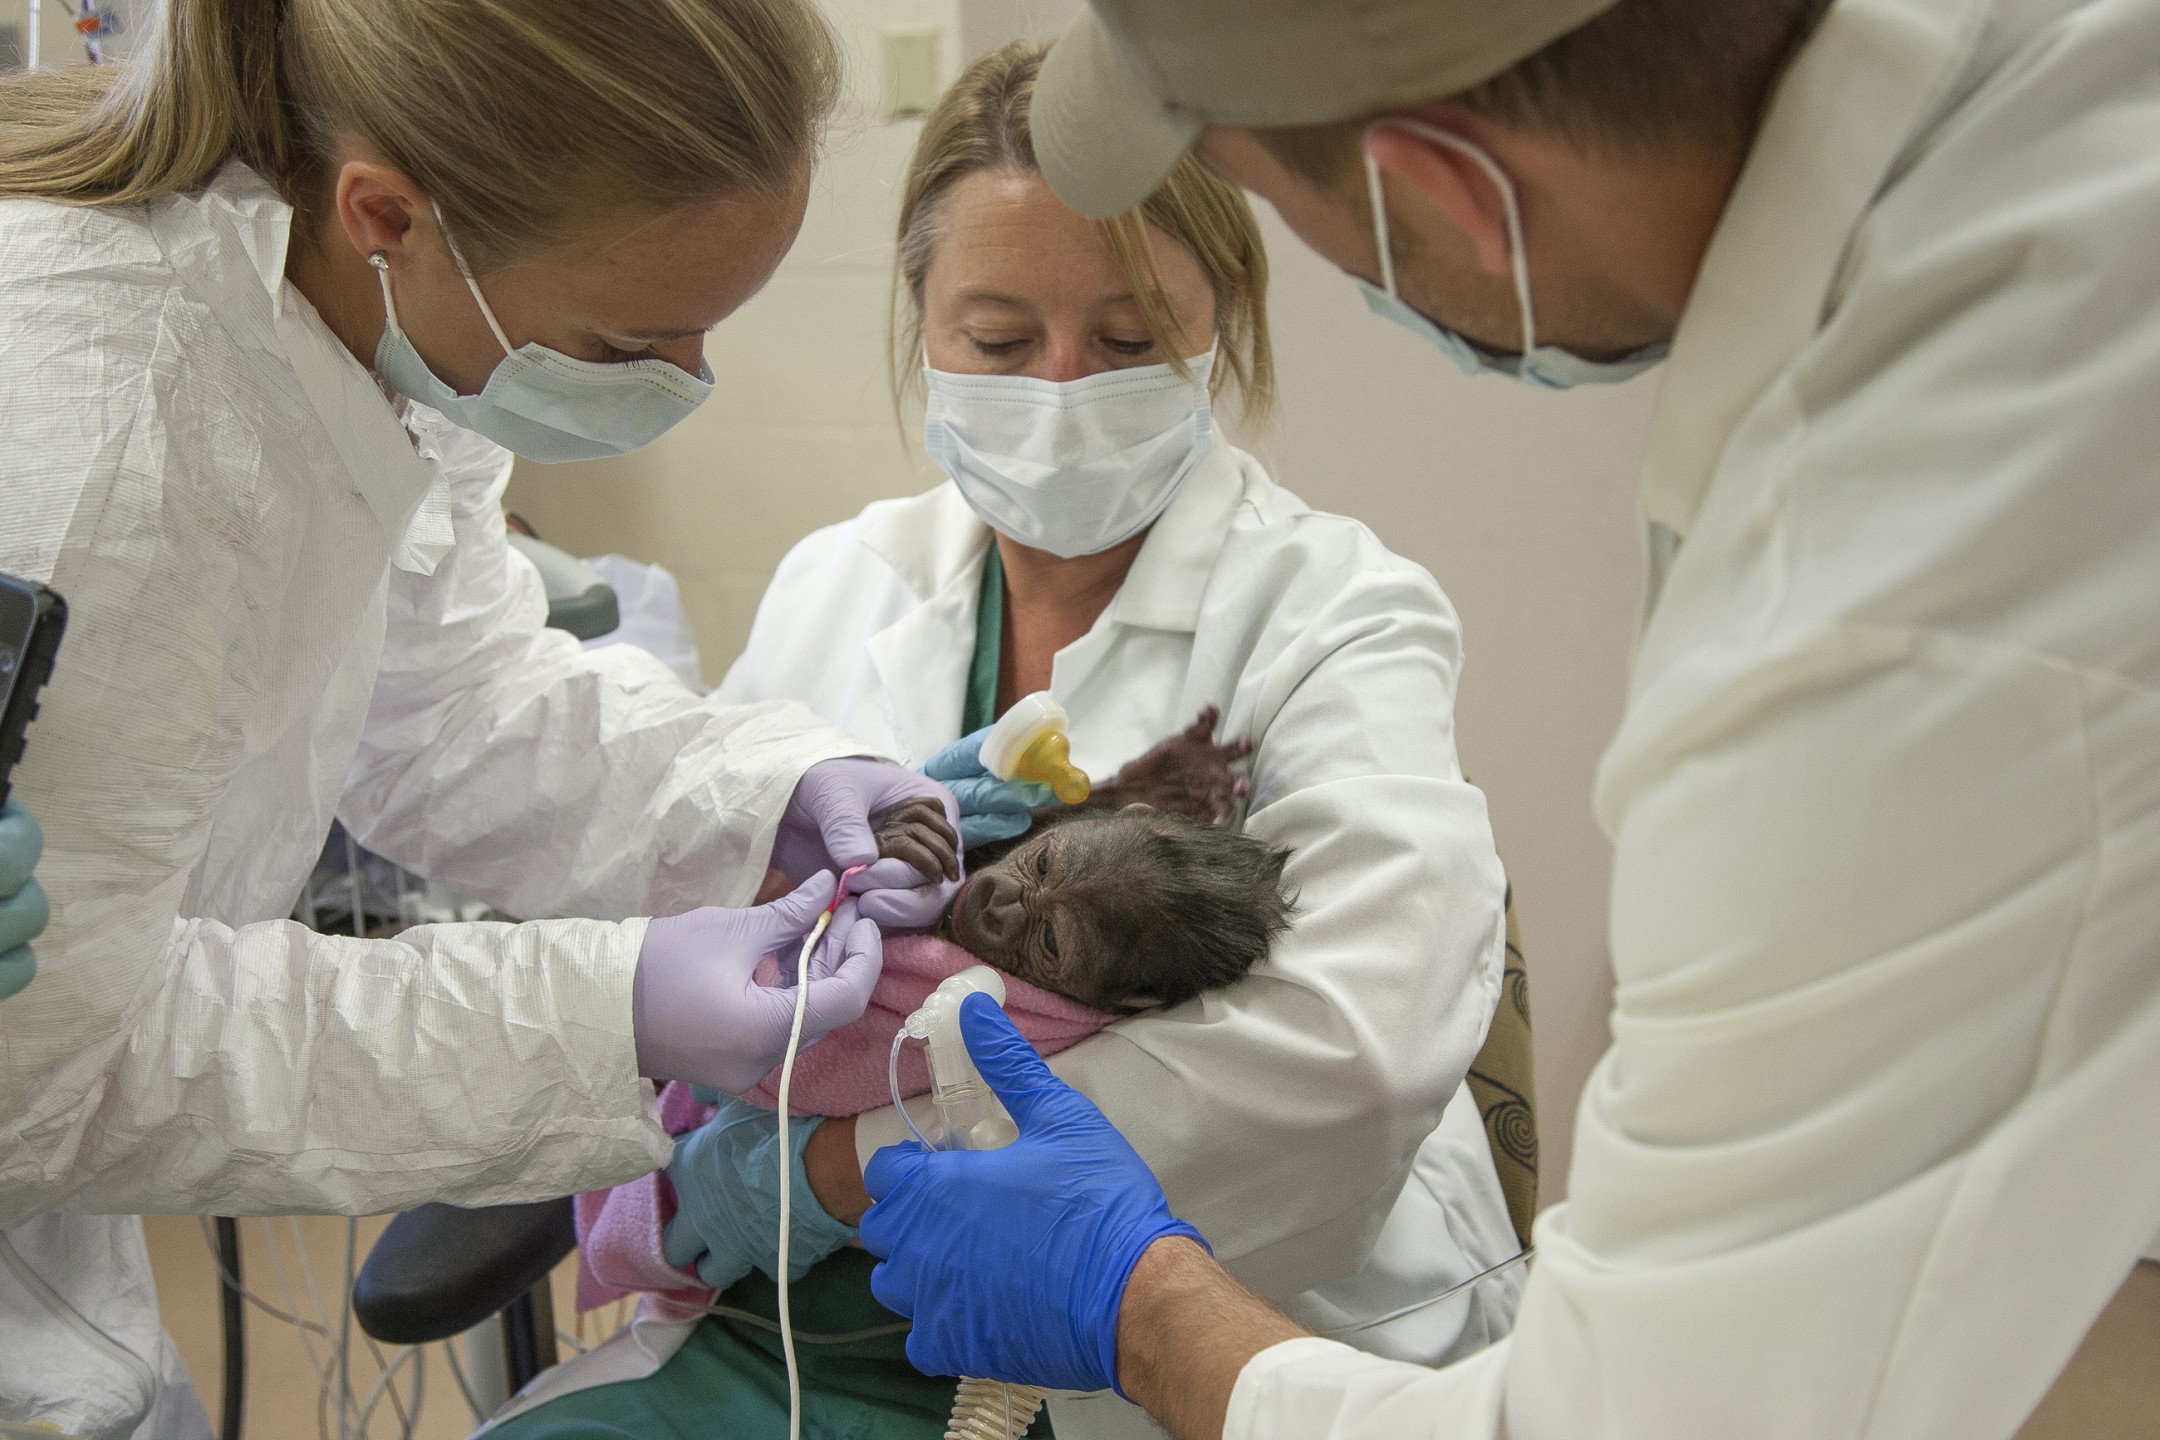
[963,540,1005,737]
[486,541,1048,1438]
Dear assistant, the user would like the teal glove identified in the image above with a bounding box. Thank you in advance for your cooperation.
[0,800,47,1001]
[661,1097,857,1291]
[921,730,1054,850]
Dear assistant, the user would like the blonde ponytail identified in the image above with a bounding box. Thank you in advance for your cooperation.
[0,0,839,267]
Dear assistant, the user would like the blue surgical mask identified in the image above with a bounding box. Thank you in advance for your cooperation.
[370,211,714,463]
[1360,120,1667,389]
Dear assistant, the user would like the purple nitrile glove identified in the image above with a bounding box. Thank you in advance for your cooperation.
[772,758,962,929]
[632,872,882,1095]
[859,993,1206,1395]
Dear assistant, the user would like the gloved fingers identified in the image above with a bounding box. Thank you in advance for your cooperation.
[799,898,862,983]
[749,872,841,958]
[798,917,883,1039]
[867,1258,919,1318]
[696,1249,760,1293]
[0,800,42,895]
[0,879,49,954]
[949,774,1052,816]
[860,1138,930,1208]
[854,876,959,931]
[659,1206,709,1272]
[919,728,991,783]
[1182,705,1222,742]
[0,946,34,1001]
[957,992,1073,1128]
[958,811,1034,849]
[848,855,941,897]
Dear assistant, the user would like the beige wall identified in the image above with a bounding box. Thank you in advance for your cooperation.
[509,0,1658,1201]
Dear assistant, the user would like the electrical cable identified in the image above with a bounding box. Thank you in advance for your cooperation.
[215,1217,244,1440]
[349,1342,423,1440]
[775,909,834,1440]
[775,865,865,1440]
[338,1217,359,1439]
[440,1341,485,1425]
[1317,1247,1535,1339]
[255,1219,334,1394]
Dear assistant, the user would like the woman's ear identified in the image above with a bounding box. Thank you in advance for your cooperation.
[334,159,433,267]
[1365,123,1514,278]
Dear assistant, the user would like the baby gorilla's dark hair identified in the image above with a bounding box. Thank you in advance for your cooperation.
[1049,811,1297,1012]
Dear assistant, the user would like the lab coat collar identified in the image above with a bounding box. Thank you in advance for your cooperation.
[1639,0,1992,537]
[851,446,1252,758]
[859,486,989,763]
[1106,444,1250,634]
[175,164,455,574]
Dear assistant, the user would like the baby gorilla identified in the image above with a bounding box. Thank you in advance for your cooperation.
[875,799,1296,1014]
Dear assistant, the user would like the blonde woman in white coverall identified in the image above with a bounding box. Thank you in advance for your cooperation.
[859,1,2160,1438]
[0,2,964,1436]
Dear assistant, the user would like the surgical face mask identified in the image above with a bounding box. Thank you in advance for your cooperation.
[1359,121,1667,389]
[924,350,1215,558]
[370,212,715,463]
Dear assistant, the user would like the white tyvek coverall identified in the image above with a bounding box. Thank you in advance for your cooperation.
[1228,0,2160,1436]
[0,164,867,1436]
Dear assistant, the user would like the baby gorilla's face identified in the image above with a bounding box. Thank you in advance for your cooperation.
[946,823,1081,1001]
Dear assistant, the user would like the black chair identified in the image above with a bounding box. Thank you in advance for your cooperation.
[351,1198,576,1394]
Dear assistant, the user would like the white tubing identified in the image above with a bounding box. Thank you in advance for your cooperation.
[777,908,834,1440]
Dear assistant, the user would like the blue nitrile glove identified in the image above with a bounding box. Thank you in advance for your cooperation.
[0,800,48,1002]
[661,1096,857,1292]
[920,730,1055,850]
[859,993,1206,1394]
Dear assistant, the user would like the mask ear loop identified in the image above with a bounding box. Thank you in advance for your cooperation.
[368,252,404,338]
[1363,121,1539,358]
[430,202,520,361]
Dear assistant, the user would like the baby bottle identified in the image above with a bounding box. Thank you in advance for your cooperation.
[980,691,1090,805]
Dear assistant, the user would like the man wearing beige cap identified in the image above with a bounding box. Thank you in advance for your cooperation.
[859,1,2160,1437]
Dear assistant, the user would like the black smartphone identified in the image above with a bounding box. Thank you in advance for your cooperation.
[0,573,65,808]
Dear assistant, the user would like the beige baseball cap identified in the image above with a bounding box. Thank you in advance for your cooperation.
[1033,0,1621,219]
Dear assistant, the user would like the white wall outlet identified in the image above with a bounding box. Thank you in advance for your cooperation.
[881,23,945,122]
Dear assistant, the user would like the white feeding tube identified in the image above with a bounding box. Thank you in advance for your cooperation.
[776,904,837,1440]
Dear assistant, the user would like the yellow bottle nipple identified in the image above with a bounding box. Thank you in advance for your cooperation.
[1013,730,1091,805]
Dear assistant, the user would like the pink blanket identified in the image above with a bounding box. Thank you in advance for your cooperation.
[573,933,1113,1315]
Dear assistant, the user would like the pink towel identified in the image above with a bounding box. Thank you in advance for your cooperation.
[573,934,1114,1314]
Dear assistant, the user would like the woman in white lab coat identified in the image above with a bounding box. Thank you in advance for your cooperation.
[0,3,960,1436]
[485,43,1519,1440]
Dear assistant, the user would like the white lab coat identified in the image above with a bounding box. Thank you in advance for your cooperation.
[0,165,867,1435]
[1226,0,2160,1436]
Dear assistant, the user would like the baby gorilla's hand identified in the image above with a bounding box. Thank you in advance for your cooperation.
[1103,707,1252,825]
[872,797,962,886]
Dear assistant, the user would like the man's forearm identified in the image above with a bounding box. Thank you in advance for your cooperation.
[806,1113,872,1224]
[1118,1237,1310,1440]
